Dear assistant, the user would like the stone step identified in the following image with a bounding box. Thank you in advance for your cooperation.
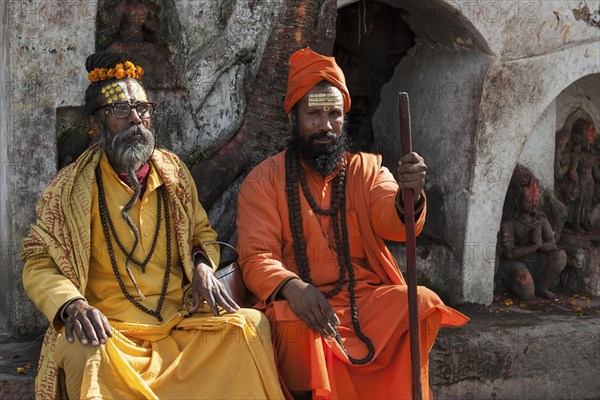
[430,305,600,400]
[1,307,598,400]
[0,340,39,400]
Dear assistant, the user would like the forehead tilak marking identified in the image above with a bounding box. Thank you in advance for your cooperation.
[308,92,343,107]
[101,82,126,104]
[100,81,147,105]
[125,80,148,102]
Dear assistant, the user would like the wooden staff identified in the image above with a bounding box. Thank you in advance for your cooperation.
[398,92,422,400]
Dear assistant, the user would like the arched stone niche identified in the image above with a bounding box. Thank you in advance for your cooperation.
[496,74,600,298]
[553,74,600,296]
[463,66,599,304]
[370,0,599,305]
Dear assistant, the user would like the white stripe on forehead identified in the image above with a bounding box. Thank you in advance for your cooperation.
[100,80,147,105]
[308,92,344,107]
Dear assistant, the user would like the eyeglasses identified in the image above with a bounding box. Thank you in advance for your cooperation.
[98,102,157,119]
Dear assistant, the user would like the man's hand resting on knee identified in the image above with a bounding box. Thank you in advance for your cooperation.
[279,279,340,338]
[64,299,113,346]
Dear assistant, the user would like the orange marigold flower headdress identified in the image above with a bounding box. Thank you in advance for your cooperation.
[87,60,144,83]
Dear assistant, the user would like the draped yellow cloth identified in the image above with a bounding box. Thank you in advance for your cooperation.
[22,145,284,399]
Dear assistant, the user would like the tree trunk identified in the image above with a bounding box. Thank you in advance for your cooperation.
[190,0,338,211]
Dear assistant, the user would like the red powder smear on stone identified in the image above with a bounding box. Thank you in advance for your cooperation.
[586,124,596,145]
[524,179,540,204]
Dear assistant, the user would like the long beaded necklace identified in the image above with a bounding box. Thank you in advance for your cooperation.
[95,166,171,322]
[285,148,375,365]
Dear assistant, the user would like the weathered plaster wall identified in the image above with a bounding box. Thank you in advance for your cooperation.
[373,46,492,304]
[2,2,98,340]
[518,100,557,191]
[1,0,13,338]
[556,73,600,132]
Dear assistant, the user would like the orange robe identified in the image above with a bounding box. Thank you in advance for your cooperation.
[237,150,469,399]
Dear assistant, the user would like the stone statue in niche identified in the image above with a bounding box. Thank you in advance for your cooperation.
[556,117,600,232]
[554,112,600,296]
[96,0,176,89]
[555,128,580,208]
[497,167,567,300]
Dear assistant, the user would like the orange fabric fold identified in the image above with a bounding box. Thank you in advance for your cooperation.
[283,48,351,114]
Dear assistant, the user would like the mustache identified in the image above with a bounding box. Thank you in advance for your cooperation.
[307,131,337,142]
[111,124,153,148]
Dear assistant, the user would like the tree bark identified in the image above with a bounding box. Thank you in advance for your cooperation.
[190,0,338,210]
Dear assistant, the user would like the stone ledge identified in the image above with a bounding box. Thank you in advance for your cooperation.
[0,340,39,400]
[431,306,600,400]
[1,309,598,400]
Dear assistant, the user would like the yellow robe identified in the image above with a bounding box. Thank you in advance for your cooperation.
[22,145,284,399]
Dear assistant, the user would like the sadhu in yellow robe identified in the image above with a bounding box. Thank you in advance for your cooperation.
[22,144,284,399]
[237,150,469,399]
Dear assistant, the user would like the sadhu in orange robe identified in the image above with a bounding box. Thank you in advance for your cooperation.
[22,145,284,400]
[237,150,469,399]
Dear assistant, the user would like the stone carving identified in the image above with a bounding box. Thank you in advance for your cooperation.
[556,116,600,233]
[497,166,567,300]
[554,111,600,296]
[97,0,177,89]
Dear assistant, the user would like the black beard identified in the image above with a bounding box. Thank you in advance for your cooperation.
[104,124,155,174]
[290,126,349,176]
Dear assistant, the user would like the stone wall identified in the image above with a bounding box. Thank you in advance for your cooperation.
[1,0,13,340]
[1,1,98,340]
[371,0,600,304]
[518,100,556,192]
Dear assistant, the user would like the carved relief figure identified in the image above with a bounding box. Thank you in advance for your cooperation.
[570,120,600,231]
[498,168,567,300]
[97,0,176,88]
[555,128,580,207]
[556,117,600,232]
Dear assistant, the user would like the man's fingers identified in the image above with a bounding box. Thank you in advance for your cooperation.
[65,320,74,343]
[101,314,113,338]
[317,299,338,337]
[217,287,241,313]
[189,288,201,313]
[89,312,108,344]
[320,298,339,327]
[398,172,425,183]
[399,152,421,164]
[203,291,220,316]
[72,319,87,345]
[301,311,320,334]
[81,316,100,346]
[398,163,426,174]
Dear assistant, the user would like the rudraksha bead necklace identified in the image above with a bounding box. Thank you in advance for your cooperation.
[95,166,171,322]
[285,148,375,365]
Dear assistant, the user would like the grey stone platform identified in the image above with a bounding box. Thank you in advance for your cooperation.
[1,305,598,400]
[431,304,600,400]
[0,340,39,400]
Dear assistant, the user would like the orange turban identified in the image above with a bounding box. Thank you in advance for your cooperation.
[283,48,351,114]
